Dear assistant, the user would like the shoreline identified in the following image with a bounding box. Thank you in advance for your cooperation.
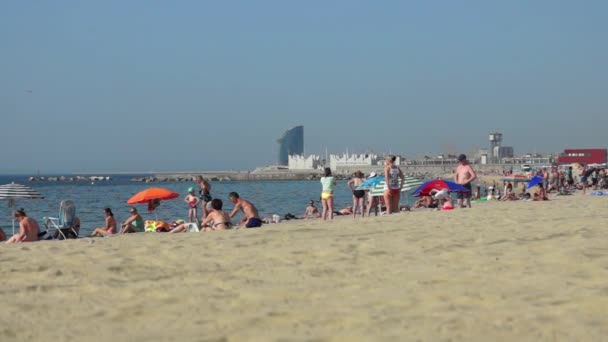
[2,194,608,340]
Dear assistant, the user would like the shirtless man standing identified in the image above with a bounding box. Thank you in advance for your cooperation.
[195,175,212,220]
[228,192,262,228]
[6,208,40,243]
[454,154,477,208]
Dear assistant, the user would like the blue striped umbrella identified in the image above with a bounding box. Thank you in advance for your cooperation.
[0,183,44,235]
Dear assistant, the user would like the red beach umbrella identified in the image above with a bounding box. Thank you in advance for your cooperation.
[127,188,179,205]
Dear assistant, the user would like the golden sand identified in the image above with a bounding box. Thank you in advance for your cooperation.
[1,194,607,341]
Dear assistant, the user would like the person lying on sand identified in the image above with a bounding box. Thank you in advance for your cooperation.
[414,196,437,209]
[334,206,353,216]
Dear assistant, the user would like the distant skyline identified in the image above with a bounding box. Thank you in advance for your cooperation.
[1,0,607,174]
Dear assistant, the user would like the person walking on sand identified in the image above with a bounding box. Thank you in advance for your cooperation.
[228,192,262,228]
[195,175,212,220]
[320,167,336,220]
[184,187,200,223]
[383,155,405,215]
[347,170,366,218]
[89,208,117,237]
[6,209,40,243]
[454,154,477,208]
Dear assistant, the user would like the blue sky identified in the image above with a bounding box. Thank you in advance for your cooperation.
[1,0,606,173]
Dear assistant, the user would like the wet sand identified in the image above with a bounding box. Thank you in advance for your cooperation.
[1,194,607,341]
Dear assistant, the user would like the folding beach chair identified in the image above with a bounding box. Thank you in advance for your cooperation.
[44,200,78,240]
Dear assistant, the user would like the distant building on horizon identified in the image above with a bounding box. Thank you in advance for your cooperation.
[557,148,607,165]
[277,126,304,166]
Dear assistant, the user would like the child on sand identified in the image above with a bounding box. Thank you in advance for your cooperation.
[185,187,200,223]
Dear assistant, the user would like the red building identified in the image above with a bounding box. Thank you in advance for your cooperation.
[557,149,607,165]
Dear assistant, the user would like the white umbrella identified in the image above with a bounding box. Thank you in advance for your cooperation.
[0,183,44,235]
[368,177,424,197]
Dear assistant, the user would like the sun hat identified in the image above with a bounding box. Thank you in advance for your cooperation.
[369,172,377,178]
[187,187,194,193]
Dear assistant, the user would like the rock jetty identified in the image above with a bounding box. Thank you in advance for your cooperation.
[28,176,111,182]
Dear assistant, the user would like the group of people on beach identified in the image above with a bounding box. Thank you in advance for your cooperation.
[3,154,604,243]
[1,174,265,243]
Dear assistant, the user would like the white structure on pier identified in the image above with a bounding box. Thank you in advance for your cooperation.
[329,153,389,170]
[288,154,322,170]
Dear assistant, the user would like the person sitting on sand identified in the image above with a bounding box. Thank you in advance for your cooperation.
[6,209,40,243]
[414,196,433,209]
[90,208,117,237]
[200,199,232,231]
[0,226,6,242]
[471,185,481,200]
[120,207,144,234]
[486,187,496,201]
[500,182,517,201]
[533,183,549,201]
[184,187,200,223]
[441,196,454,210]
[51,216,81,239]
[228,192,262,228]
[302,200,321,219]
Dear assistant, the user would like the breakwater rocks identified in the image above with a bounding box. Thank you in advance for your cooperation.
[132,173,351,183]
[28,176,111,182]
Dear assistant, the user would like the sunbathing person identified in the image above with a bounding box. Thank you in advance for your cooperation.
[228,192,262,228]
[500,183,517,201]
[120,207,144,233]
[334,206,353,216]
[6,209,40,243]
[302,200,321,219]
[200,199,232,231]
[533,183,549,201]
[90,208,117,237]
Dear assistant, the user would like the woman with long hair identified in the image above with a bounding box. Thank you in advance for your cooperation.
[90,208,117,237]
[320,167,336,220]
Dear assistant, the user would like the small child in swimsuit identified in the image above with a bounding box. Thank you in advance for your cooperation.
[185,187,200,223]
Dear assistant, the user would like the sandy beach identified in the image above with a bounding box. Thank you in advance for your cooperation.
[1,194,607,341]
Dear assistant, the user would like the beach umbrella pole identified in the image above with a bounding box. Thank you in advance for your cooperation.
[8,199,15,236]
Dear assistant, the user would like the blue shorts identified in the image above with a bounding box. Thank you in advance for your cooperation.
[245,217,262,228]
[581,176,587,183]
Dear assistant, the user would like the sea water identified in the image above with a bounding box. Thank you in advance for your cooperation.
[0,175,418,236]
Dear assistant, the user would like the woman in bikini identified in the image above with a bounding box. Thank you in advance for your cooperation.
[320,167,336,221]
[90,208,117,237]
[347,170,366,218]
[383,155,405,215]
[200,199,232,231]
